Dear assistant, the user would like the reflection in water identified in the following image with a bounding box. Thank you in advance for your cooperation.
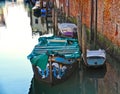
[103,62,120,94]
[107,55,120,73]
[0,1,34,94]
[81,67,107,94]
[28,67,107,94]
[0,2,5,26]
[28,69,81,94]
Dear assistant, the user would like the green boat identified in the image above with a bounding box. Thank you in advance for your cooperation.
[27,34,81,85]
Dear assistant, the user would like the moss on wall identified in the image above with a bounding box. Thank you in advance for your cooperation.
[64,15,120,61]
[67,16,77,24]
[85,26,120,62]
[97,32,120,62]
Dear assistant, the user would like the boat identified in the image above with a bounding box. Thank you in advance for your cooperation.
[27,34,81,85]
[81,25,106,68]
[82,49,106,67]
[58,23,77,38]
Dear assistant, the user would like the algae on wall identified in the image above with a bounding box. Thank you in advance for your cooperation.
[83,25,120,62]
[94,31,120,62]
[64,15,120,62]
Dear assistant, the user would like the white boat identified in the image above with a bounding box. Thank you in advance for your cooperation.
[83,49,106,67]
[58,23,77,38]
[80,25,106,68]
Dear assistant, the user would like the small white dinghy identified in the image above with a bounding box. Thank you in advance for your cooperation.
[83,49,106,67]
[80,25,106,68]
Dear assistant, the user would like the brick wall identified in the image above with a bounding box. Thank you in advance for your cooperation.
[58,0,120,46]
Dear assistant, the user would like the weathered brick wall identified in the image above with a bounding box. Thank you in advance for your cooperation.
[59,0,120,47]
[102,0,120,46]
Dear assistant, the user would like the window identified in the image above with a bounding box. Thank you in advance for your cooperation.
[35,19,38,24]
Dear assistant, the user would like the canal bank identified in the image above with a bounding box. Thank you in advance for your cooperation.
[62,15,120,62]
[96,33,120,62]
[56,0,120,62]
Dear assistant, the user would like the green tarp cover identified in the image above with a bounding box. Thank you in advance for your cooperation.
[30,54,48,70]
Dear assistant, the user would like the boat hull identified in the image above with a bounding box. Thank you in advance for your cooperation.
[82,49,106,68]
[82,56,106,67]
[32,61,79,85]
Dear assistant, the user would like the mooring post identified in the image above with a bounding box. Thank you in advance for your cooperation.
[82,24,87,65]
[77,14,82,47]
[54,9,58,35]
[77,14,83,69]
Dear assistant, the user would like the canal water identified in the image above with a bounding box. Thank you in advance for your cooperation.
[0,1,120,94]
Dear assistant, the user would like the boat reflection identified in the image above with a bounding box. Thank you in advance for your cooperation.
[28,68,81,94]
[82,65,107,78]
[81,65,107,94]
[28,65,107,94]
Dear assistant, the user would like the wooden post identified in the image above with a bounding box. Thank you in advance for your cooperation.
[52,0,58,35]
[52,0,56,35]
[66,0,69,20]
[54,10,58,35]
[94,0,98,49]
[77,14,82,69]
[90,0,94,43]
[77,14,82,47]
[82,24,87,65]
